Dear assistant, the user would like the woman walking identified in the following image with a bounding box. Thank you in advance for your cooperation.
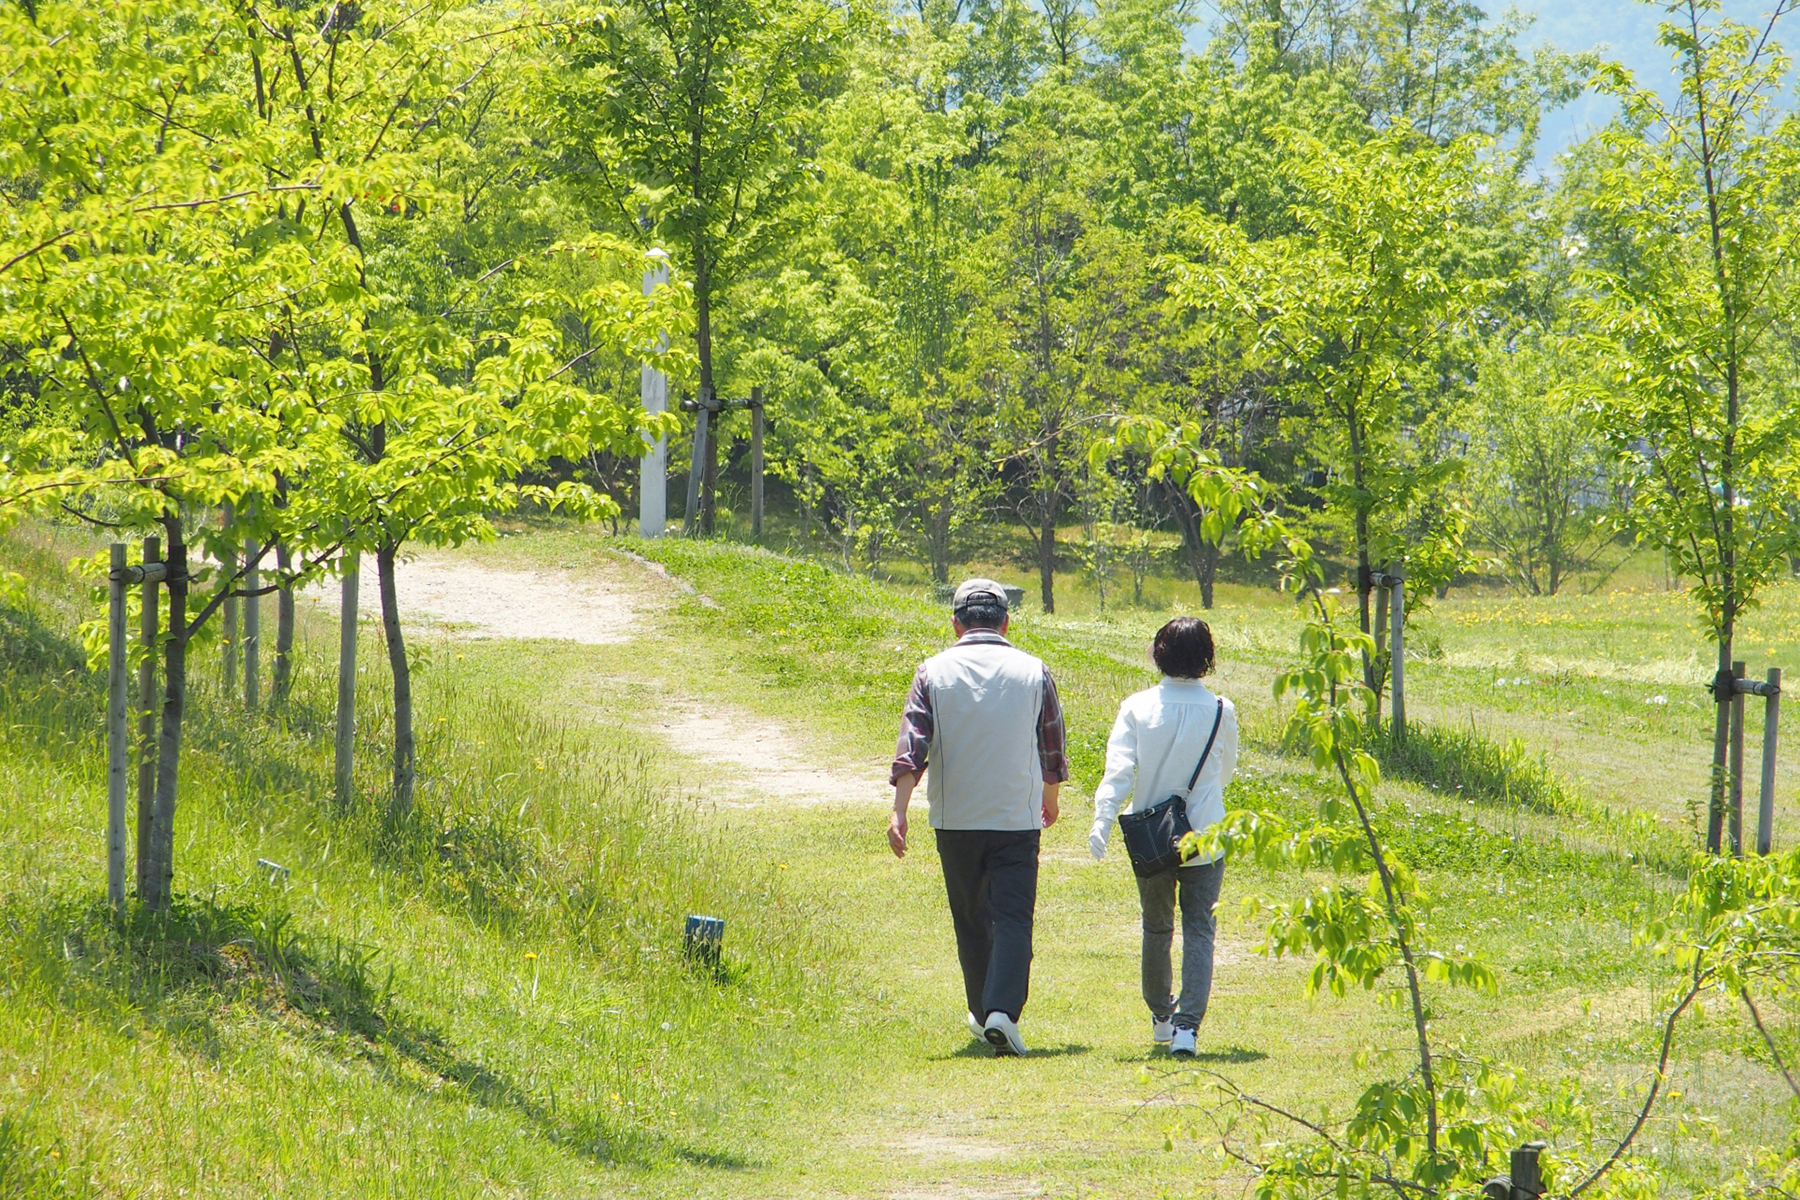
[1089,617,1238,1058]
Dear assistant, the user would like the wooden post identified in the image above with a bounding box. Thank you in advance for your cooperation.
[136,536,159,897]
[334,553,359,807]
[1389,573,1406,743]
[243,539,260,712]
[639,262,670,538]
[143,520,186,912]
[1757,668,1782,856]
[221,558,238,700]
[750,387,765,542]
[685,392,709,538]
[106,544,128,913]
[1372,571,1390,724]
[272,541,294,706]
[701,384,718,536]
[1729,660,1747,857]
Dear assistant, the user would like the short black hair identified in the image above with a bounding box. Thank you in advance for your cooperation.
[1152,617,1215,678]
[956,600,1009,631]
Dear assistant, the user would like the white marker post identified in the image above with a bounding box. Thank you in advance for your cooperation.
[639,257,670,538]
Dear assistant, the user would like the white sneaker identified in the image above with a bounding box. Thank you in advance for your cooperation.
[1152,1017,1175,1045]
[967,1012,984,1040]
[1171,1026,1197,1058]
[983,1010,1027,1057]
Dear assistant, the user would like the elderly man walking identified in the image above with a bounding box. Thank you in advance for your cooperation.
[889,578,1068,1057]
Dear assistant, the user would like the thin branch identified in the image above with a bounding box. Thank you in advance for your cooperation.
[0,476,178,510]
[1742,986,1800,1103]
[58,501,128,528]
[1568,954,1710,1198]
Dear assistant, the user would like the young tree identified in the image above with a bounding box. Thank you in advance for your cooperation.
[1575,0,1800,853]
[0,1,682,905]
[246,3,685,817]
[976,117,1152,612]
[1467,334,1620,596]
[554,0,853,534]
[1170,125,1490,704]
[0,0,352,908]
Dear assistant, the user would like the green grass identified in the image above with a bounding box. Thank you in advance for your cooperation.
[3,516,1798,1197]
[0,522,838,1198]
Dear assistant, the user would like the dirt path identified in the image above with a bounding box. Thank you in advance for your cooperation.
[301,557,641,645]
[304,551,887,806]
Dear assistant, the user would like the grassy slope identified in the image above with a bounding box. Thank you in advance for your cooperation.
[0,523,839,1199]
[2,518,1795,1198]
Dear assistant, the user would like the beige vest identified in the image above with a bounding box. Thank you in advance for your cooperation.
[922,634,1046,831]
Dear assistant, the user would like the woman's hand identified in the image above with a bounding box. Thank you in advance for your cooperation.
[1089,825,1107,861]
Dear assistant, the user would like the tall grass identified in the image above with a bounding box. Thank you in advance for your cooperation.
[0,521,838,1195]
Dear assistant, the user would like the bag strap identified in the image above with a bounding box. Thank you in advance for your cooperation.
[1182,700,1226,796]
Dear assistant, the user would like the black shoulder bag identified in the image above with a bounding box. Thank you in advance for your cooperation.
[1117,700,1225,879]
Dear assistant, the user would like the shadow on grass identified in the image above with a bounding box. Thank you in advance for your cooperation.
[1113,1044,1268,1065]
[935,1041,1091,1061]
[5,890,742,1172]
[1192,1045,1267,1064]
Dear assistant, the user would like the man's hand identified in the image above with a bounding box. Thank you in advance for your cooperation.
[890,771,918,858]
[1089,825,1107,861]
[1041,783,1060,829]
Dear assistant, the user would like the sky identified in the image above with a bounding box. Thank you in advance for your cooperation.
[1511,0,1790,165]
[1181,2,1791,171]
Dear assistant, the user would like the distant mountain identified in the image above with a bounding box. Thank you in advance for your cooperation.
[1514,0,1790,167]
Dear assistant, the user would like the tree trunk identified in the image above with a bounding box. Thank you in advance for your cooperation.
[1348,404,1377,696]
[272,541,295,707]
[145,514,187,912]
[927,504,951,585]
[1162,478,1216,610]
[1037,496,1057,614]
[377,542,415,818]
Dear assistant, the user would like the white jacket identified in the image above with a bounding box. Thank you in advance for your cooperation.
[1090,679,1238,864]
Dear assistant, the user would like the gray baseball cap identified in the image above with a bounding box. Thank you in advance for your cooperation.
[952,577,1010,612]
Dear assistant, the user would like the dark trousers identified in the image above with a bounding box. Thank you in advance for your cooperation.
[935,828,1040,1023]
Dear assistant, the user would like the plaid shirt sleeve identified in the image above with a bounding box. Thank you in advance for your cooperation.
[1038,666,1070,783]
[891,665,933,785]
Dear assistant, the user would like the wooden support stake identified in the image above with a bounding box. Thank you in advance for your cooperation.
[221,502,237,700]
[701,385,718,535]
[1389,574,1406,744]
[243,539,260,712]
[751,387,765,542]
[686,393,710,538]
[334,553,359,807]
[136,536,159,897]
[221,562,238,699]
[1730,660,1747,857]
[106,544,128,913]
[273,541,294,706]
[1758,667,1782,856]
